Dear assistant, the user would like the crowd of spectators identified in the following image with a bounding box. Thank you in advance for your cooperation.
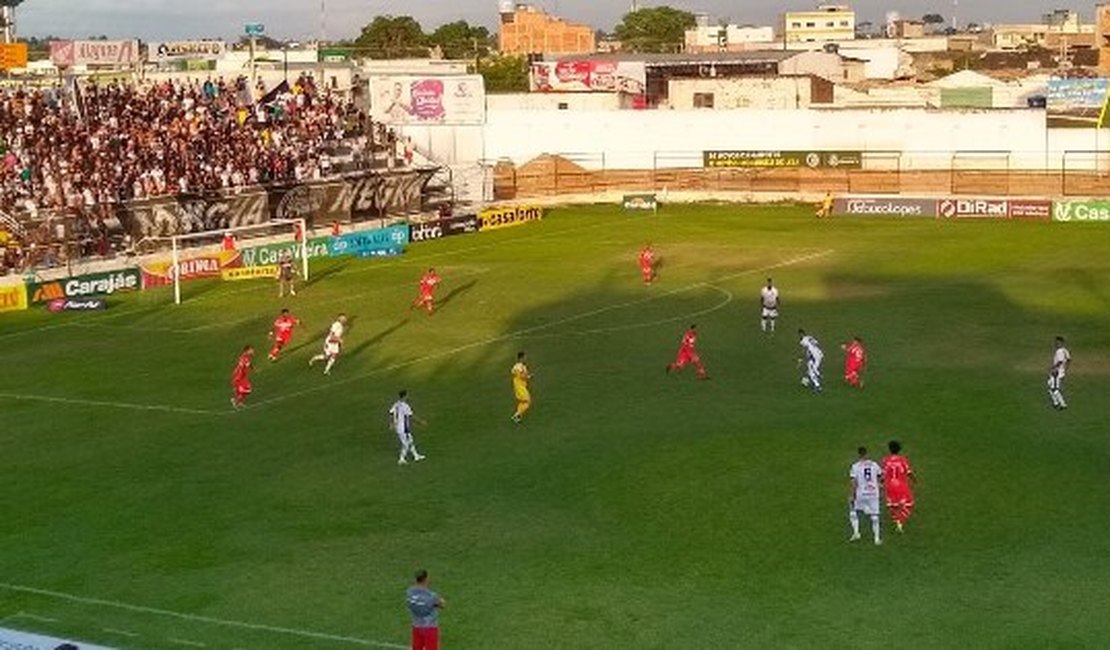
[0,74,406,274]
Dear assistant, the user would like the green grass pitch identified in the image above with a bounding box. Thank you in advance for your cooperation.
[2,204,1110,649]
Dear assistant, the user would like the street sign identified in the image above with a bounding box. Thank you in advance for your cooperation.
[244,23,265,36]
[0,42,29,70]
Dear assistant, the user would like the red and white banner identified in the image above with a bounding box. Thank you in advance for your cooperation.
[1008,199,1051,220]
[938,198,1010,219]
[369,75,485,125]
[530,60,646,94]
[50,40,140,66]
[141,250,242,288]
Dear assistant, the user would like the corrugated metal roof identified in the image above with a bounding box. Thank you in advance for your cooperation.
[550,50,799,67]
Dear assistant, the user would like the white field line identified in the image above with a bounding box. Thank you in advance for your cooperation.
[103,627,141,637]
[251,249,833,410]
[0,392,223,416]
[0,583,406,649]
[167,638,207,647]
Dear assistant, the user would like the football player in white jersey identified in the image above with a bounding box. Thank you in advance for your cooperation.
[760,278,779,334]
[309,313,348,375]
[1048,336,1071,410]
[798,329,823,392]
[849,446,883,545]
[389,390,426,465]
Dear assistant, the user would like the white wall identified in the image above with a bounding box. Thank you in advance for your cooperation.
[481,107,1110,170]
[669,78,814,110]
[486,93,621,111]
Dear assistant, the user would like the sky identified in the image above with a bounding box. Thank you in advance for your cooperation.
[14,0,1092,41]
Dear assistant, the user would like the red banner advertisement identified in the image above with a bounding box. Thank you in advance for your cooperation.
[50,40,140,66]
[141,250,242,288]
[530,60,646,94]
[938,198,1010,219]
[1008,200,1051,220]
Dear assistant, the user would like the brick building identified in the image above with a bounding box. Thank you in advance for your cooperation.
[499,3,596,56]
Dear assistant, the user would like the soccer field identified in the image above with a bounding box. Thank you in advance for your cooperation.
[2,203,1110,649]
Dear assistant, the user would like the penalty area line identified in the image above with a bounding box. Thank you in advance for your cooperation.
[0,393,223,416]
[0,583,406,649]
[250,249,833,410]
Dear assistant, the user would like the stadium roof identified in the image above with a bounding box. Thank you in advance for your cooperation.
[550,51,800,67]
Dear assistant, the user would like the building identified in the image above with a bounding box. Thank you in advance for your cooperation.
[499,3,596,56]
[1044,9,1081,30]
[685,14,776,53]
[991,9,1093,51]
[890,19,926,39]
[782,5,856,44]
[668,75,833,109]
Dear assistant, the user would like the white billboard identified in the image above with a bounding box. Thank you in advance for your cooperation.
[50,40,140,66]
[369,75,486,126]
[149,40,226,61]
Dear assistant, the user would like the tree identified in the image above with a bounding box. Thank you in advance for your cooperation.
[355,15,428,59]
[922,13,946,25]
[427,20,490,60]
[614,6,696,53]
[478,55,529,93]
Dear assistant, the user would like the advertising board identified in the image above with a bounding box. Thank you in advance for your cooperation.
[1046,78,1110,129]
[222,265,279,281]
[369,75,486,125]
[0,283,28,313]
[29,268,141,304]
[938,198,1010,219]
[1052,200,1110,222]
[141,250,242,288]
[329,224,410,258]
[704,150,863,169]
[409,215,480,243]
[530,60,647,94]
[477,205,545,232]
[831,198,938,218]
[50,40,140,66]
[149,40,226,61]
[622,194,659,211]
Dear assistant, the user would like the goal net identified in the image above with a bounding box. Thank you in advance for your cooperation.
[141,219,309,304]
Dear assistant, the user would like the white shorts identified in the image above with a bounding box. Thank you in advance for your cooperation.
[762,307,778,319]
[324,342,340,357]
[1048,373,1064,390]
[396,431,413,446]
[853,496,881,516]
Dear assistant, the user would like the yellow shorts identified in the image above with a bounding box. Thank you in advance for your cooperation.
[514,387,531,402]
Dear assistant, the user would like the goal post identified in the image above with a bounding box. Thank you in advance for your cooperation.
[163,218,309,305]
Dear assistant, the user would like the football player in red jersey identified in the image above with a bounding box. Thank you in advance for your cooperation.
[842,336,867,388]
[231,345,255,409]
[639,244,656,285]
[268,309,301,361]
[412,267,441,314]
[882,440,917,533]
[666,324,709,380]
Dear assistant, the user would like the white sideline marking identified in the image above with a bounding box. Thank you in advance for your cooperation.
[0,392,222,416]
[103,627,141,637]
[0,583,406,649]
[9,612,57,623]
[252,249,833,409]
[168,638,207,647]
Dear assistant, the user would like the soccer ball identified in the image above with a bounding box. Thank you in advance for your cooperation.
[801,377,811,387]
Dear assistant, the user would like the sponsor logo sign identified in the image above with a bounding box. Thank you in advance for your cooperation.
[1052,200,1110,222]
[149,40,226,61]
[240,237,331,267]
[704,150,863,169]
[530,60,647,94]
[47,298,107,312]
[29,268,141,304]
[141,250,242,288]
[222,265,279,281]
[938,198,1010,219]
[832,198,938,218]
[409,215,480,242]
[329,224,410,258]
[50,39,140,66]
[0,42,29,70]
[478,205,545,232]
[1008,200,1051,220]
[0,283,28,313]
[623,194,659,211]
[369,75,486,125]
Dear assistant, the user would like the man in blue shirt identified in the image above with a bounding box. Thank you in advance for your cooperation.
[406,569,445,650]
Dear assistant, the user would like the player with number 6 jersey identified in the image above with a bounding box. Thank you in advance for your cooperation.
[848,447,883,545]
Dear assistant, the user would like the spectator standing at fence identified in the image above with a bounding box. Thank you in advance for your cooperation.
[406,569,445,650]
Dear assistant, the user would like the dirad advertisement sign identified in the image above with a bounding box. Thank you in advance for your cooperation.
[832,198,938,218]
[370,75,486,125]
[1052,200,1110,222]
[50,39,140,66]
[530,60,647,95]
[409,215,480,243]
[29,268,141,304]
[478,205,544,231]
[704,150,863,169]
[938,198,1010,219]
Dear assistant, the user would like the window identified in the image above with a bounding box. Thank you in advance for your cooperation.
[827,22,835,27]
[806,21,816,27]
[791,22,802,28]
[693,92,715,108]
[840,21,849,27]
[558,102,569,110]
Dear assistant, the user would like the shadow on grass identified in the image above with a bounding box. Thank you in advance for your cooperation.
[348,318,410,361]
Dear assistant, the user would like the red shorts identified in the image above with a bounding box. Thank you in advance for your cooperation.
[674,348,700,367]
[234,380,252,396]
[845,361,862,374]
[419,290,434,300]
[275,336,291,348]
[641,265,653,275]
[886,484,914,506]
[411,626,439,650]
